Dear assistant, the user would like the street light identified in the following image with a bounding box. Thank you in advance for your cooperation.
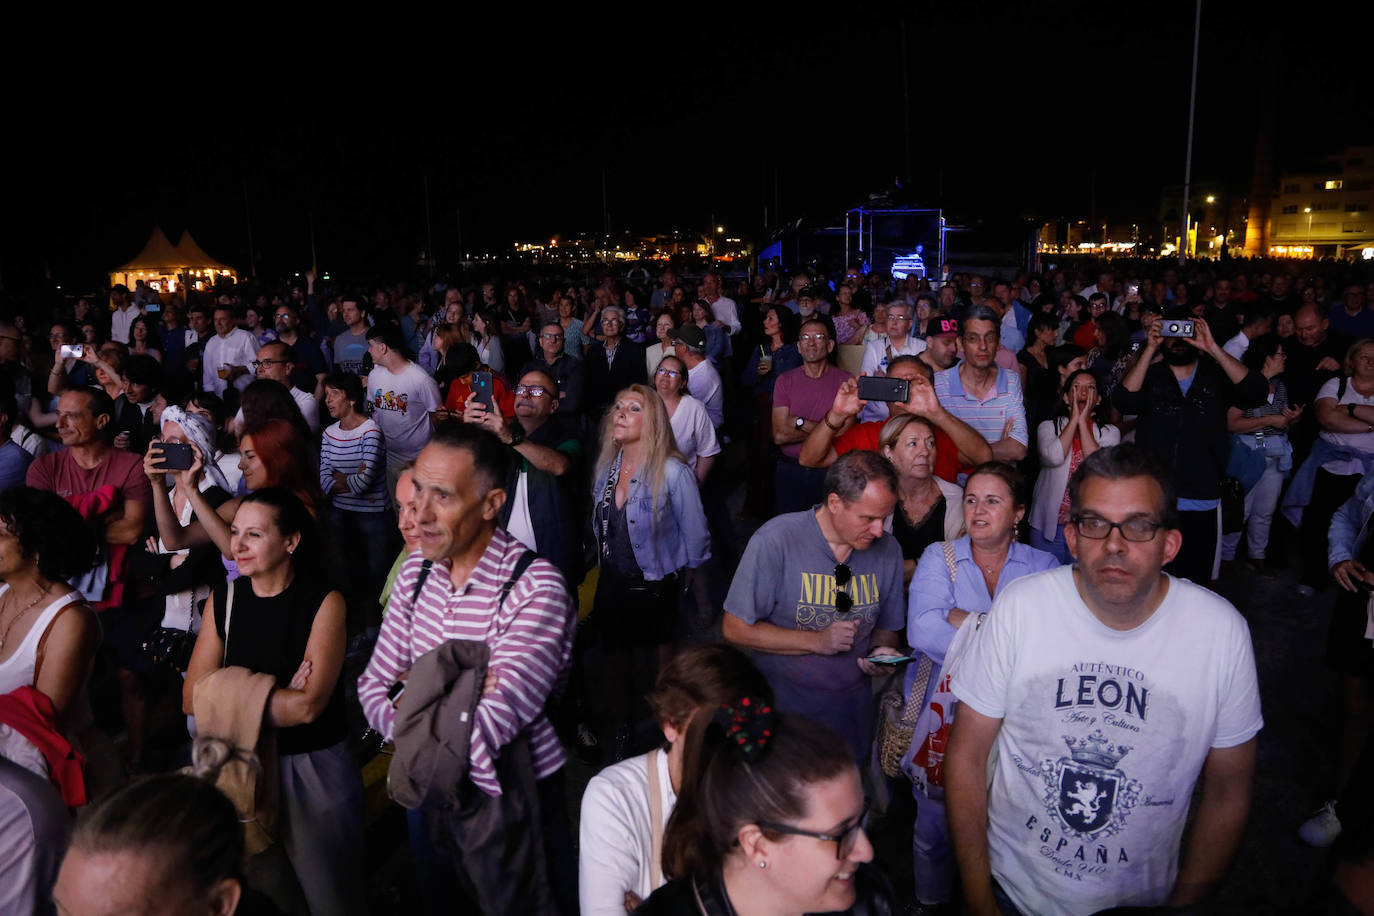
[1305,207,1313,258]
[1206,195,1215,204]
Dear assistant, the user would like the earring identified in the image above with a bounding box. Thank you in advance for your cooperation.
[758,861,767,869]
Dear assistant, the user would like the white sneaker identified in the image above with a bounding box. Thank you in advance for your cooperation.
[1298,800,1342,847]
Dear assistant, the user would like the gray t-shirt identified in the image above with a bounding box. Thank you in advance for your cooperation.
[333,330,369,376]
[725,509,904,756]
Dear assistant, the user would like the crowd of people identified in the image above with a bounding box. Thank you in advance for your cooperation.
[0,256,1373,914]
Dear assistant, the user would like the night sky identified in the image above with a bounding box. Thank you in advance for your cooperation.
[5,3,1370,293]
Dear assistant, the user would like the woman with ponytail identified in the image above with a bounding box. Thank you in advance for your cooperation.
[636,700,896,915]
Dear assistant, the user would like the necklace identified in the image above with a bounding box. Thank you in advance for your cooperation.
[0,582,53,654]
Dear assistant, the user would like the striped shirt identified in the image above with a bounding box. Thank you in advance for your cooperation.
[934,364,1029,447]
[358,529,575,796]
[319,419,388,512]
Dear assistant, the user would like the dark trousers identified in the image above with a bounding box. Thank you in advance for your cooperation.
[701,452,738,577]
[774,459,828,515]
[411,740,575,915]
[1303,469,1362,588]
[1165,507,1219,585]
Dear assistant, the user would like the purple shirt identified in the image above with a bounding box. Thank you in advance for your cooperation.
[358,529,576,796]
[771,364,852,459]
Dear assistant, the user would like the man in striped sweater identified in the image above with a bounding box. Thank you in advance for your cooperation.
[358,422,577,914]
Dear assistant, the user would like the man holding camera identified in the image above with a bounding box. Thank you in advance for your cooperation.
[1112,309,1267,585]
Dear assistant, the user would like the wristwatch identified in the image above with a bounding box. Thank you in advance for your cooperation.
[794,416,806,430]
[506,424,525,447]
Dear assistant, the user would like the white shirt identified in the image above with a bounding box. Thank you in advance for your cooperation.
[668,396,720,471]
[952,566,1263,916]
[579,750,676,916]
[202,329,259,395]
[506,471,537,552]
[686,359,724,428]
[1317,376,1374,475]
[365,360,442,463]
[109,303,142,344]
[707,295,741,335]
[1221,331,1250,361]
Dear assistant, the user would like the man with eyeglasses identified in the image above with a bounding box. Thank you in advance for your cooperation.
[859,301,926,423]
[462,367,582,587]
[723,449,906,764]
[946,443,1261,916]
[236,341,320,433]
[524,322,583,417]
[272,302,329,400]
[772,319,852,513]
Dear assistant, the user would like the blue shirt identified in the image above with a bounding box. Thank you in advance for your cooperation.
[907,537,1060,665]
[0,440,32,492]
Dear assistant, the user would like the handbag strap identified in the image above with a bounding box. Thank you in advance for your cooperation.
[220,580,236,667]
[646,748,665,890]
[942,540,957,583]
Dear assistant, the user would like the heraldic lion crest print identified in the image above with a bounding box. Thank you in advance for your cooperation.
[1039,730,1142,841]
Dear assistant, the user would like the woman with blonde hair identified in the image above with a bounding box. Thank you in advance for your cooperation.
[588,384,710,762]
[878,413,965,586]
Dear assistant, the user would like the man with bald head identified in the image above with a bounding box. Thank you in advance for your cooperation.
[1287,302,1352,463]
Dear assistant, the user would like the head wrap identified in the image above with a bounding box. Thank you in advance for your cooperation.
[713,696,775,762]
[160,406,232,494]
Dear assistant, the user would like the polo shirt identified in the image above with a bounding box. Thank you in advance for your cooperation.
[933,365,1028,447]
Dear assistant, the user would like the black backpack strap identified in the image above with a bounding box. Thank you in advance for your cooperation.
[498,550,539,612]
[410,559,434,603]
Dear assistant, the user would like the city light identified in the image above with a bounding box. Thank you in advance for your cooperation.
[1206,196,1215,203]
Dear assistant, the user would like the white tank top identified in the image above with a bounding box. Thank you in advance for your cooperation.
[0,586,84,696]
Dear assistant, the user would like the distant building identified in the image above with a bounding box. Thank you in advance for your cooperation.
[1263,146,1374,259]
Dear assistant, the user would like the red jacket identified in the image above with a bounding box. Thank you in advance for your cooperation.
[0,686,86,806]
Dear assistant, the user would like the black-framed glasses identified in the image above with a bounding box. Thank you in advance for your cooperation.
[1071,514,1162,542]
[757,803,870,859]
[251,359,289,369]
[656,367,681,379]
[834,564,853,614]
[514,385,549,398]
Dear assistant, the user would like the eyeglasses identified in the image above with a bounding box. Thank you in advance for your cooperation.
[251,359,289,369]
[834,564,853,614]
[1071,515,1163,542]
[513,385,549,398]
[799,332,830,342]
[656,368,681,379]
[757,803,870,860]
[273,312,293,320]
[539,333,564,341]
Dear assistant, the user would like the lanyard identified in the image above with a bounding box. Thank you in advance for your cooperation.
[598,452,622,559]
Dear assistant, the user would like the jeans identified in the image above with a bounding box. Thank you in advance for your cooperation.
[1029,525,1073,566]
[912,794,953,904]
[774,459,827,515]
[1221,456,1285,561]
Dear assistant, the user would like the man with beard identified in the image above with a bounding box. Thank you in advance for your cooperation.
[1112,309,1267,585]
[946,444,1261,916]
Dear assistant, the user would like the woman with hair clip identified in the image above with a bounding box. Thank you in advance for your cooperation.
[183,487,365,916]
[589,385,710,763]
[579,645,773,915]
[635,701,895,915]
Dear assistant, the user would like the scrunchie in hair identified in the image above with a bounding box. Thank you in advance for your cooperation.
[712,696,775,762]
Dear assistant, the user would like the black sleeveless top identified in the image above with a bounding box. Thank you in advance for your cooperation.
[213,574,346,756]
[891,494,947,563]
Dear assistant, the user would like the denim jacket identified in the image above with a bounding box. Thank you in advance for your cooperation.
[591,456,710,581]
[1328,467,1374,568]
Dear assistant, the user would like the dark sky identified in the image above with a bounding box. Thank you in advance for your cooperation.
[4,2,1370,293]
